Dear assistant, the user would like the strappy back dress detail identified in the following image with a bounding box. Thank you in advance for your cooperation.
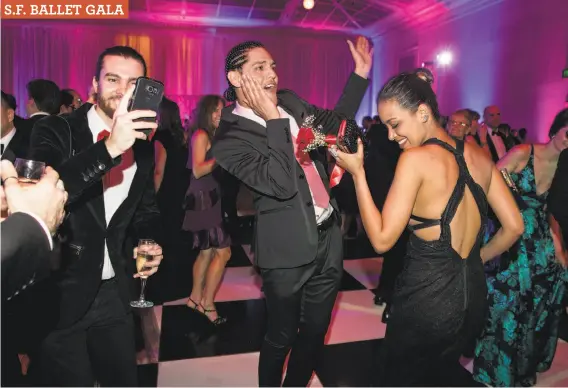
[379,139,489,386]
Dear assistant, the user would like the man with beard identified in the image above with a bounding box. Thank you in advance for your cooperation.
[27,46,163,386]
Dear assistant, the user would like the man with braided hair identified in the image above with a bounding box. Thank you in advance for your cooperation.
[213,37,372,386]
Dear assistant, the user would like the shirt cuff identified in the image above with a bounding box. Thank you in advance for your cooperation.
[20,211,54,250]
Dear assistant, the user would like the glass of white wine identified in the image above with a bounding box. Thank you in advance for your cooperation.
[130,239,156,308]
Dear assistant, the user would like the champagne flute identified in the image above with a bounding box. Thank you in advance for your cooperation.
[14,158,46,184]
[131,239,156,308]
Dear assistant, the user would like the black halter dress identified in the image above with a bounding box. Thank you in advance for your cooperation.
[379,139,489,386]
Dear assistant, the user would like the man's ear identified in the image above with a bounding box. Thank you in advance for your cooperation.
[92,76,99,94]
[228,71,241,88]
[6,108,14,123]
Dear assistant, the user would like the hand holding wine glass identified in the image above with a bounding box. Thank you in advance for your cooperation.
[131,239,163,308]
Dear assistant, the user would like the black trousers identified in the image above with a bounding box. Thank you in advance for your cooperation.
[220,171,240,223]
[258,220,343,387]
[29,278,138,387]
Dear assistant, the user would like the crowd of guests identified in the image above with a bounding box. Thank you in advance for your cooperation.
[1,39,567,388]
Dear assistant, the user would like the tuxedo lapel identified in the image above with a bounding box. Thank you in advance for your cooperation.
[278,94,307,128]
[486,135,499,163]
[72,117,107,231]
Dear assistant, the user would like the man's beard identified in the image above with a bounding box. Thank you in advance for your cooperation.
[97,95,121,121]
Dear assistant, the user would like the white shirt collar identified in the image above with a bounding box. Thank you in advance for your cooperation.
[30,112,49,118]
[87,105,111,137]
[233,101,267,127]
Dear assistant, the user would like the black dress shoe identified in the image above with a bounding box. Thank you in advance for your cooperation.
[374,295,386,306]
[382,304,391,324]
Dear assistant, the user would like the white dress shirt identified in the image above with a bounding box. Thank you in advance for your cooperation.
[87,106,137,279]
[488,127,507,160]
[233,102,333,224]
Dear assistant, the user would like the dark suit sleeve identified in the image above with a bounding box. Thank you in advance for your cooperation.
[329,73,370,118]
[213,119,298,200]
[1,212,51,300]
[28,116,121,204]
[286,73,369,135]
[131,163,162,243]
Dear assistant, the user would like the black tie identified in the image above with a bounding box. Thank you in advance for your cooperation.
[0,144,4,155]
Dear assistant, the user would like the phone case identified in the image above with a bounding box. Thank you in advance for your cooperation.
[128,77,164,127]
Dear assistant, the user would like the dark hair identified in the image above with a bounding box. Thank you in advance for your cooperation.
[549,108,568,139]
[26,79,61,114]
[413,67,434,85]
[190,95,225,139]
[224,41,265,102]
[465,109,480,121]
[362,116,372,122]
[95,46,147,80]
[60,90,74,109]
[377,72,441,122]
[1,91,17,110]
[158,97,186,147]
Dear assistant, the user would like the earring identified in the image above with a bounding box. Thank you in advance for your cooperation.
[422,114,429,123]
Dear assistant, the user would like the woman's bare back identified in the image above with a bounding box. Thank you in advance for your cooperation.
[409,139,493,259]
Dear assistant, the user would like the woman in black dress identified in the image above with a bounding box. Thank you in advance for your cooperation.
[333,72,525,386]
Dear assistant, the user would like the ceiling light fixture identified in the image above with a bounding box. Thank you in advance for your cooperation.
[303,0,315,10]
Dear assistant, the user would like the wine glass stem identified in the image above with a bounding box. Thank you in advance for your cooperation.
[139,278,147,301]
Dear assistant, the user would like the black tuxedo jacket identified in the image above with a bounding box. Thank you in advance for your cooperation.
[18,114,49,138]
[213,73,369,269]
[1,128,30,161]
[1,213,52,300]
[28,103,160,328]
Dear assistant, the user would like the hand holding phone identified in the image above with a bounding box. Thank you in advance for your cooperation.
[127,77,164,137]
[105,85,158,158]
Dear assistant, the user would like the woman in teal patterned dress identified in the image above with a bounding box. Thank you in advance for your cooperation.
[474,109,568,387]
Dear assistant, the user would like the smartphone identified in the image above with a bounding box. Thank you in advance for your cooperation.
[127,77,164,137]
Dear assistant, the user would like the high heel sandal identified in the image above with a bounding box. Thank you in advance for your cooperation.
[186,297,201,311]
[202,306,227,326]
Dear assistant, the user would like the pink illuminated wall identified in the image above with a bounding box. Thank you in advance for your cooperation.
[371,0,568,142]
[1,23,374,124]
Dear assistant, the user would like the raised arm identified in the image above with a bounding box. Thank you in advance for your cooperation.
[289,37,372,133]
[29,86,155,204]
[28,116,121,204]
[213,119,297,200]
